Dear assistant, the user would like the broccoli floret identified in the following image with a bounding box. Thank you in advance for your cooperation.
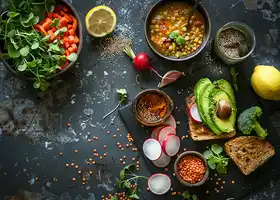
[237,106,268,139]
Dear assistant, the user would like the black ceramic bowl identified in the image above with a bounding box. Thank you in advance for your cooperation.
[144,0,211,61]
[0,0,83,80]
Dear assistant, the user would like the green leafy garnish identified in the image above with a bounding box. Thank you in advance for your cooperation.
[50,18,60,28]
[67,53,78,62]
[169,31,179,39]
[176,36,186,46]
[182,191,199,200]
[112,165,148,200]
[203,144,229,174]
[103,89,128,119]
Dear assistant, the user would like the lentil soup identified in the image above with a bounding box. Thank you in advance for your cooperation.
[149,2,205,58]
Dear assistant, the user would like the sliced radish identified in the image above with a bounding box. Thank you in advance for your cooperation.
[162,135,180,156]
[143,139,162,161]
[151,126,166,139]
[152,152,171,168]
[148,173,171,195]
[157,126,176,144]
[189,103,202,123]
[162,115,176,129]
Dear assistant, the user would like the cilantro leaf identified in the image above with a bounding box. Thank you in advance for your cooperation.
[182,191,191,199]
[50,18,60,28]
[211,144,223,155]
[176,36,186,46]
[169,31,179,39]
[129,194,140,199]
[203,150,213,159]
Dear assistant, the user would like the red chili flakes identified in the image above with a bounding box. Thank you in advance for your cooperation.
[177,155,206,184]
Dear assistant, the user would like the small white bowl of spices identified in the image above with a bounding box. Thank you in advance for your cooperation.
[132,89,174,127]
[214,21,256,65]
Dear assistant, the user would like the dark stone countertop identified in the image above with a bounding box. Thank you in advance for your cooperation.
[0,0,280,199]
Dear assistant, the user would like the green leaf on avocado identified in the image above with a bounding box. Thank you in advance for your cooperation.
[176,36,186,46]
[169,31,179,39]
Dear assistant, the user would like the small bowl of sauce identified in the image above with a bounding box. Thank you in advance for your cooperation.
[132,89,174,127]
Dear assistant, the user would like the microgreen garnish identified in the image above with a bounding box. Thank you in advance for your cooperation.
[203,144,230,174]
[103,89,127,119]
[112,164,148,199]
[182,191,199,200]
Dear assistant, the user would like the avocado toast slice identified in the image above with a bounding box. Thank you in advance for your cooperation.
[225,136,275,175]
[187,78,237,141]
[186,94,236,141]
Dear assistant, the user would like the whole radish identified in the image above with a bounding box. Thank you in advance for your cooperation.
[123,45,185,88]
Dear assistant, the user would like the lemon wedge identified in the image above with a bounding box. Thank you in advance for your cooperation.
[85,6,117,37]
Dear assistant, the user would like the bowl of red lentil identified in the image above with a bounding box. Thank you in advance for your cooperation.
[144,0,211,61]
[132,89,174,127]
[174,151,209,187]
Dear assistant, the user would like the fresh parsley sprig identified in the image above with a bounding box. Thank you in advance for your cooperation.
[182,191,199,200]
[203,144,230,174]
[112,164,148,199]
[103,89,127,119]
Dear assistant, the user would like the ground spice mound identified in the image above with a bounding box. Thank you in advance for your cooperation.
[99,35,132,59]
[178,155,206,184]
[137,93,167,122]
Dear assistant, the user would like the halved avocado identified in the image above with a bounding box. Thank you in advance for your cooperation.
[214,79,237,125]
[199,84,222,135]
[194,78,212,123]
[209,89,235,133]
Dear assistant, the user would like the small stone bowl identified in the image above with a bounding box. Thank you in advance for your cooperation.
[132,89,174,127]
[174,151,209,187]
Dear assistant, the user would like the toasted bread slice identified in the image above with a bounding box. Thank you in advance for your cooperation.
[225,136,275,175]
[186,94,236,141]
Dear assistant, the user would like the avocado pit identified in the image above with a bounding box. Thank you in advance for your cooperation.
[217,100,232,119]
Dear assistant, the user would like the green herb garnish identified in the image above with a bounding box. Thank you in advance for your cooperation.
[50,18,60,28]
[182,191,199,200]
[112,164,148,199]
[103,89,128,119]
[176,36,186,46]
[203,144,229,174]
[169,31,179,39]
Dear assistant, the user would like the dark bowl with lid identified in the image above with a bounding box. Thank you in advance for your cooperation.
[132,89,174,127]
[0,0,83,80]
[144,0,211,61]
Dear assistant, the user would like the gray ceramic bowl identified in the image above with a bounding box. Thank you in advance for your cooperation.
[174,151,209,187]
[132,89,174,127]
[144,0,211,61]
[0,0,83,80]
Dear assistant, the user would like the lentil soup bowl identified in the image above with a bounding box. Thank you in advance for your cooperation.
[132,89,174,127]
[174,151,209,187]
[144,0,211,61]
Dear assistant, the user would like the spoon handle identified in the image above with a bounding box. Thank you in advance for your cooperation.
[187,0,201,30]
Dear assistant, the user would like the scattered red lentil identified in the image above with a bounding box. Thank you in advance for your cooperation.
[123,156,126,159]
[72,177,76,181]
[89,170,93,174]
[113,135,117,138]
[66,163,69,167]
[177,155,206,184]
[93,149,97,153]
[92,161,96,165]
[71,163,75,167]
[88,139,92,143]
[100,156,103,159]
[117,128,120,132]
[74,149,78,153]
[78,170,82,174]
[35,177,38,180]
[104,153,107,157]
[75,165,79,169]
[132,157,136,161]
[106,131,110,134]
[165,168,168,172]
[59,152,63,156]
[104,145,107,149]
[122,161,126,165]
[82,177,86,181]
[67,123,71,127]
[82,182,86,185]
[121,148,124,151]
[232,180,235,184]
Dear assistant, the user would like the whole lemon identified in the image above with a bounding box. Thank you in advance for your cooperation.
[251,65,280,101]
